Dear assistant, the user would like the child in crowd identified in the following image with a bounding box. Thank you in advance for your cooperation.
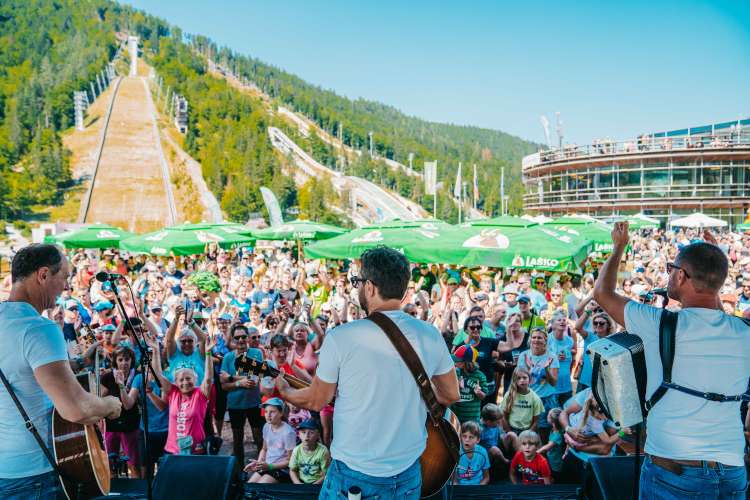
[565,395,627,450]
[479,404,510,466]
[246,398,297,484]
[451,345,488,423]
[287,402,312,430]
[509,430,551,485]
[454,421,490,485]
[289,419,330,484]
[538,408,564,482]
[499,368,544,453]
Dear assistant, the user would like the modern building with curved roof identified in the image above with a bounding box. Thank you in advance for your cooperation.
[522,119,750,225]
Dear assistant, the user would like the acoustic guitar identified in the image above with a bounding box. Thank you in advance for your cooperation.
[52,354,110,499]
[238,356,461,497]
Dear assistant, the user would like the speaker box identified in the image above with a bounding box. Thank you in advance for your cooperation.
[584,455,640,500]
[153,455,238,500]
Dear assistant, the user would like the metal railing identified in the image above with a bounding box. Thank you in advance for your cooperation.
[523,131,750,170]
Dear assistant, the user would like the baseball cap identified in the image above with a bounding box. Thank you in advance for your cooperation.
[452,345,479,363]
[261,397,285,411]
[94,300,113,311]
[99,324,116,332]
[150,303,163,311]
[475,292,489,302]
[517,295,531,304]
[218,312,233,322]
[446,276,459,285]
[64,299,79,310]
[297,419,320,431]
[502,284,518,295]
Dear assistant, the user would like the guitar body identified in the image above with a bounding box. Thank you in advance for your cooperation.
[52,373,110,500]
[420,408,460,498]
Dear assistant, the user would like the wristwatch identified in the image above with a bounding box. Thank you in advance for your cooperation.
[235,380,241,388]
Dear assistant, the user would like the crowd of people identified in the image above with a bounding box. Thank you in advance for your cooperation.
[2,225,749,490]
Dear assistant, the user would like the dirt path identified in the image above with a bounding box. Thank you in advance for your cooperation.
[82,75,175,233]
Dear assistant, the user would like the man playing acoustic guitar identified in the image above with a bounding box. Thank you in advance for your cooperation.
[275,246,460,499]
[0,244,122,499]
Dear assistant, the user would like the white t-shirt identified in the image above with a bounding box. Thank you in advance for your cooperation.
[0,302,68,478]
[625,301,750,465]
[316,310,454,477]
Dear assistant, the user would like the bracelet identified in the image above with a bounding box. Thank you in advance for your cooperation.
[235,380,241,388]
[267,463,273,471]
[565,425,572,433]
[618,429,626,438]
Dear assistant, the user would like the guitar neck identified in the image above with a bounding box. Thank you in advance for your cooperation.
[263,364,309,390]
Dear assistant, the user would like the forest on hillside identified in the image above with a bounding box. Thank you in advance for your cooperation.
[0,0,538,226]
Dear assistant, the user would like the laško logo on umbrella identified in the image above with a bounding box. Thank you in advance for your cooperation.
[512,255,560,268]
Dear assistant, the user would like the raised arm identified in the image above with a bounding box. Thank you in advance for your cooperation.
[200,347,213,398]
[593,222,631,327]
[165,305,183,358]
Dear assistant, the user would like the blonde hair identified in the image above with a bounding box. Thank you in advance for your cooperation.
[502,368,530,420]
[518,429,541,446]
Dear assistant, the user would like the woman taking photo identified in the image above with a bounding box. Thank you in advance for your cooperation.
[100,346,141,477]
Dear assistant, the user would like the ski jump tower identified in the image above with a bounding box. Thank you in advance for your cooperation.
[128,36,138,76]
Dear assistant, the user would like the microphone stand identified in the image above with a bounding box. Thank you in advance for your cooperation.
[106,276,159,500]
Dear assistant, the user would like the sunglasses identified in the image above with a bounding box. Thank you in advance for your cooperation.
[468,325,481,331]
[249,335,260,340]
[349,276,369,288]
[180,339,195,344]
[233,335,248,340]
[593,321,608,327]
[666,262,691,279]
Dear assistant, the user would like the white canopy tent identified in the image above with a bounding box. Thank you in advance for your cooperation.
[669,212,728,228]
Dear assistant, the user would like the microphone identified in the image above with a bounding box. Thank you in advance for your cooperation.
[651,287,669,307]
[95,271,123,282]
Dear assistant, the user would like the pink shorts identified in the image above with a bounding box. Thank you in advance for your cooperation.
[320,403,334,418]
[105,429,141,466]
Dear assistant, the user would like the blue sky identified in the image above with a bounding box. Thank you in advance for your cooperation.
[122,1,749,145]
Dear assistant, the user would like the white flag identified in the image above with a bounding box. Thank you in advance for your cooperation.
[454,162,462,199]
[260,187,284,227]
[424,161,437,195]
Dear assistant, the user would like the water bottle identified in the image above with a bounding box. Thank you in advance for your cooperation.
[347,486,362,500]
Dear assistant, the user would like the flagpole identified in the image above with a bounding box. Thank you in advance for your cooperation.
[500,167,505,216]
[434,161,438,217]
[473,164,478,211]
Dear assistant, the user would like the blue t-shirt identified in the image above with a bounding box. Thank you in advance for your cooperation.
[479,424,503,451]
[131,373,169,433]
[220,350,263,410]
[578,327,598,387]
[0,302,68,478]
[455,444,490,485]
[547,334,575,394]
[167,349,205,384]
[517,349,560,399]
[251,290,278,316]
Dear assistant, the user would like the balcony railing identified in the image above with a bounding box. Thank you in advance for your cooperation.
[522,131,750,170]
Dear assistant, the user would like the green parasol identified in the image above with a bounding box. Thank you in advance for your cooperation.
[120,223,255,256]
[736,222,750,232]
[467,215,538,228]
[405,224,592,272]
[50,224,135,249]
[253,220,346,241]
[304,219,448,260]
[547,216,614,253]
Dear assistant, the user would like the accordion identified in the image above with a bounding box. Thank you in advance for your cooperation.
[587,332,647,428]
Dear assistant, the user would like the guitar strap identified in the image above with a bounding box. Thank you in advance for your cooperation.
[367,312,452,434]
[0,367,70,482]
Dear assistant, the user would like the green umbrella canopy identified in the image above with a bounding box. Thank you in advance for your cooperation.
[405,224,592,272]
[253,219,346,241]
[120,223,255,256]
[467,215,538,228]
[51,224,135,249]
[547,217,614,253]
[736,222,750,232]
[304,219,448,260]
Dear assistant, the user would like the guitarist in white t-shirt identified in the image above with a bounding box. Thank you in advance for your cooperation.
[275,246,459,499]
